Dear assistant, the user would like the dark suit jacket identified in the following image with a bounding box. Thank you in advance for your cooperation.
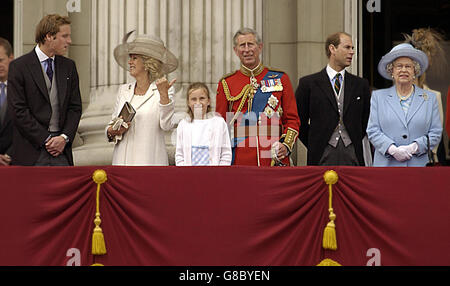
[295,68,371,165]
[0,102,12,155]
[7,49,82,166]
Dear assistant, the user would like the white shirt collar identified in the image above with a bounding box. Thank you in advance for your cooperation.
[326,64,346,81]
[35,45,55,63]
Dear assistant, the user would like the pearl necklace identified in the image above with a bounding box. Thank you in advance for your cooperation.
[397,86,414,101]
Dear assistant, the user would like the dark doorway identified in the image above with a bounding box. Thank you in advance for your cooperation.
[362,0,450,90]
[0,0,14,49]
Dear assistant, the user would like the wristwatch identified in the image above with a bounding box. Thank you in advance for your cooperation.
[60,134,70,143]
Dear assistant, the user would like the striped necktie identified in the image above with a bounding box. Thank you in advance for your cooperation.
[46,58,53,83]
[0,82,6,109]
[334,73,342,95]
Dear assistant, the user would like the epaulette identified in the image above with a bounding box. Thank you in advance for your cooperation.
[220,70,238,82]
[266,66,285,74]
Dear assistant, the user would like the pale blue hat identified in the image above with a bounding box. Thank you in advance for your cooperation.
[377,43,428,80]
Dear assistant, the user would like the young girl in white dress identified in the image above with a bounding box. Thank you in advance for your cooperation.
[175,82,232,166]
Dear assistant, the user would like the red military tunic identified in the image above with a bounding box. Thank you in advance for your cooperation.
[216,64,300,166]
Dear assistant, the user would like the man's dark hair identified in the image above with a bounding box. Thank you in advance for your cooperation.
[325,32,351,58]
[0,37,13,57]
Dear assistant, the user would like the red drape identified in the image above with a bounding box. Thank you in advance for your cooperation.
[0,166,449,266]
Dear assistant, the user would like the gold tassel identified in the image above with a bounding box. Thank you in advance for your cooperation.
[92,170,107,255]
[322,170,338,250]
[317,258,341,266]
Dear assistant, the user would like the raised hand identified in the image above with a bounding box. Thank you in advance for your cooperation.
[155,77,176,105]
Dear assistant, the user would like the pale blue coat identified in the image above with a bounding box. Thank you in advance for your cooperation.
[367,85,442,167]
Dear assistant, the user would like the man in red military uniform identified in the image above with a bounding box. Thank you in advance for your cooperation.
[216,27,300,166]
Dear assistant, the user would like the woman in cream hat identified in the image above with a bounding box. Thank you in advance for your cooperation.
[366,43,442,166]
[106,32,179,165]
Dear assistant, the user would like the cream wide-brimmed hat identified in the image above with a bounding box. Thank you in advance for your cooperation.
[377,43,428,80]
[113,31,178,75]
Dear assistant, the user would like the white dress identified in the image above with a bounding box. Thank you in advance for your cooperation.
[175,114,232,166]
[108,81,176,166]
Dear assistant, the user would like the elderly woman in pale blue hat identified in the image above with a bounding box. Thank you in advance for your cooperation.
[366,43,442,166]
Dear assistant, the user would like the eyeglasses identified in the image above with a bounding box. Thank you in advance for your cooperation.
[393,64,414,71]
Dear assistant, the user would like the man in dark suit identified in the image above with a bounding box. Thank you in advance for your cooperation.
[295,32,371,166]
[7,14,82,166]
[0,37,14,165]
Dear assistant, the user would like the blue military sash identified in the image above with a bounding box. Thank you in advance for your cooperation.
[251,71,283,116]
[231,70,284,163]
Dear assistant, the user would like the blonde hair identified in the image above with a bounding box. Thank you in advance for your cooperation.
[186,82,211,122]
[140,55,164,81]
[35,14,71,45]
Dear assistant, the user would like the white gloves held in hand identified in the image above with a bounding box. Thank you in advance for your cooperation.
[388,142,418,162]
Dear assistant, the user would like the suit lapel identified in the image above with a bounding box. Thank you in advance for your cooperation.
[406,86,425,125]
[123,82,157,110]
[343,72,354,116]
[0,100,6,127]
[124,82,135,103]
[385,86,407,128]
[317,69,338,112]
[27,51,50,103]
[55,56,67,107]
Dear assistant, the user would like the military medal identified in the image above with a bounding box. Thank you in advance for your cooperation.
[277,106,283,117]
[268,95,279,109]
[264,106,274,118]
[261,83,268,93]
[274,79,283,91]
[260,78,283,93]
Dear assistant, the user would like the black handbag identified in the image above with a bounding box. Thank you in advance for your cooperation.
[426,135,441,167]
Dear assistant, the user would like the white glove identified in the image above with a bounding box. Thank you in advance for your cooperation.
[271,141,282,161]
[111,117,129,131]
[401,142,418,155]
[109,117,129,143]
[271,141,288,163]
[388,145,412,162]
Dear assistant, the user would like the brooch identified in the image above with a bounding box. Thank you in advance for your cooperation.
[264,106,275,118]
[277,106,283,117]
[268,95,279,109]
